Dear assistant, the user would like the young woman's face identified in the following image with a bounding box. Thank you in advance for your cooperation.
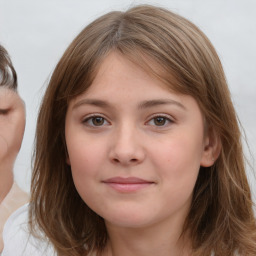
[0,87,25,164]
[65,52,213,230]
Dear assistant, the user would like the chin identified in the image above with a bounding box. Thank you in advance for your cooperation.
[102,210,157,229]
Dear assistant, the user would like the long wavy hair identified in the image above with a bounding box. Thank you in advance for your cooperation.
[30,5,256,256]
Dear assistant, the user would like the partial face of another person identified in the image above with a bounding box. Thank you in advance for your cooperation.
[65,52,214,230]
[0,88,25,164]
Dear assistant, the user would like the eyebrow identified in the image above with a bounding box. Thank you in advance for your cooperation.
[72,98,186,110]
[73,99,110,109]
[138,99,186,110]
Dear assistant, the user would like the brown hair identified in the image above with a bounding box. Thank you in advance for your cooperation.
[30,5,256,256]
[0,45,17,90]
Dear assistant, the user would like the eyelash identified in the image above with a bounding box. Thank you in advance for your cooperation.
[0,109,9,115]
[82,114,110,127]
[146,114,174,127]
[82,114,174,128]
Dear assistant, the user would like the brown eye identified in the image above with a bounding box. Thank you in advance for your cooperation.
[92,117,105,126]
[147,115,173,127]
[153,117,167,126]
[83,115,109,127]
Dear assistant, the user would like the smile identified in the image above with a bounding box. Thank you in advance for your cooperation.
[102,177,155,193]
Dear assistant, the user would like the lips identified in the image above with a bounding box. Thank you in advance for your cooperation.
[102,177,155,193]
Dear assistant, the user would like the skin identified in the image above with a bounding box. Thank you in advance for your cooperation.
[0,87,26,203]
[65,52,217,256]
[0,86,26,252]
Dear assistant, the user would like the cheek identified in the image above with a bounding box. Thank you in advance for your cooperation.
[0,128,22,161]
[0,115,25,156]
[152,137,201,213]
[151,134,203,188]
[68,143,99,176]
[68,145,97,201]
[0,135,8,160]
[155,135,203,167]
[67,142,107,212]
[67,138,106,191]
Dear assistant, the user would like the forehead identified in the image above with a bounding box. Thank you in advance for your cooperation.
[82,51,179,97]
[70,52,169,100]
[66,49,201,116]
[0,87,24,106]
[0,86,16,96]
[68,52,201,113]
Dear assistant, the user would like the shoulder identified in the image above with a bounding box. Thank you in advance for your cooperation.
[2,204,56,256]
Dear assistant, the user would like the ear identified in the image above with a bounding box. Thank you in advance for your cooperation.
[200,127,221,167]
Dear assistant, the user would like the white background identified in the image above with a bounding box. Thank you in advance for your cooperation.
[0,0,255,201]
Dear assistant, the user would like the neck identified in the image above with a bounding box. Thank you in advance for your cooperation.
[104,220,191,256]
[0,164,14,204]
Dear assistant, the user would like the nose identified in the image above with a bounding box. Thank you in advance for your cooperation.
[109,124,145,166]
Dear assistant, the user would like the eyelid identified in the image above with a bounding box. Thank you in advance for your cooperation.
[145,113,175,126]
[0,109,10,115]
[146,113,174,122]
[82,113,111,127]
[82,113,109,120]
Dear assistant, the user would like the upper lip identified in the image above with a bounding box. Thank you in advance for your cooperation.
[102,177,154,184]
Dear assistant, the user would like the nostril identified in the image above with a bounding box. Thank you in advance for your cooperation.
[112,158,138,164]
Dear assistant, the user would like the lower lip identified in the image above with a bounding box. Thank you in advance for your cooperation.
[103,182,154,193]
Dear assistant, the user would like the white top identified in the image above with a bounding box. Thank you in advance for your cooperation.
[1,204,56,256]
[0,182,29,252]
